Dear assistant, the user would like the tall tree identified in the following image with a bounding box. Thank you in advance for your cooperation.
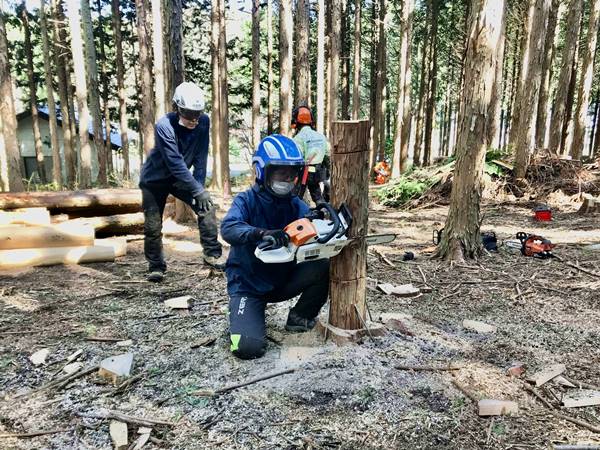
[211,0,230,196]
[548,0,583,154]
[437,0,506,261]
[111,0,130,178]
[392,0,414,177]
[340,1,350,119]
[96,0,112,175]
[81,0,106,185]
[135,0,155,155]
[267,0,274,134]
[251,0,261,148]
[51,0,76,186]
[328,0,341,133]
[296,0,310,106]
[0,7,24,191]
[316,0,325,132]
[413,33,429,167]
[39,0,61,186]
[514,0,551,179]
[67,0,93,187]
[535,0,559,149]
[166,0,184,90]
[351,0,361,119]
[571,0,600,160]
[152,0,166,118]
[279,0,293,135]
[21,4,46,184]
[423,0,439,167]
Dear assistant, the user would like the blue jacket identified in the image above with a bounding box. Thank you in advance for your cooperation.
[140,112,209,196]
[221,185,310,297]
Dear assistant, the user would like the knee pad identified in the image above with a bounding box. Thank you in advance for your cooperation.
[230,334,266,360]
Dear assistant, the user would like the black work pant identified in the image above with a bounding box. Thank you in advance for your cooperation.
[140,181,222,273]
[229,259,330,360]
[300,157,330,204]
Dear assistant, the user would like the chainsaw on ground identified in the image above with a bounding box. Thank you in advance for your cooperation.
[255,202,396,264]
[515,232,556,258]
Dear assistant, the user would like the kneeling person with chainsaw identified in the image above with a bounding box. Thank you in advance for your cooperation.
[221,135,329,360]
[140,82,225,282]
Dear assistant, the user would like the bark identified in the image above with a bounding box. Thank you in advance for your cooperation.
[328,0,341,133]
[423,0,439,167]
[351,0,361,119]
[67,0,93,187]
[414,36,429,167]
[152,0,165,119]
[571,0,600,160]
[96,0,112,175]
[594,91,600,157]
[296,0,310,106]
[316,0,326,133]
[81,0,106,185]
[513,0,550,180]
[548,0,583,154]
[437,0,506,261]
[590,89,600,155]
[503,24,520,151]
[167,0,184,88]
[135,0,156,155]
[251,0,261,148]
[39,0,62,186]
[535,0,559,149]
[279,0,293,135]
[392,0,414,177]
[340,1,350,119]
[21,4,47,184]
[51,0,76,186]
[267,0,274,134]
[561,47,579,154]
[0,9,24,191]
[111,0,130,179]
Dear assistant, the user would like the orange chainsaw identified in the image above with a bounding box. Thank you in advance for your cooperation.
[516,232,556,258]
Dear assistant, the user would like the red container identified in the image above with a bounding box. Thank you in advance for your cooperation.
[534,206,552,221]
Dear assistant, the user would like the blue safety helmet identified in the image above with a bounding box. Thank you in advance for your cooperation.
[252,134,305,198]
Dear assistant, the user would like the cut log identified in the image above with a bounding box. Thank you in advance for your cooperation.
[0,238,126,270]
[109,420,128,450]
[478,399,519,416]
[65,213,144,235]
[562,389,600,408]
[527,364,566,387]
[0,222,95,250]
[0,208,50,226]
[0,189,143,216]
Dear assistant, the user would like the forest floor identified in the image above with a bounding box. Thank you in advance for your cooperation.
[0,193,599,449]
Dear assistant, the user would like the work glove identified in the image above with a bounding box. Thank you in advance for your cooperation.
[304,209,325,221]
[193,191,214,213]
[257,229,290,250]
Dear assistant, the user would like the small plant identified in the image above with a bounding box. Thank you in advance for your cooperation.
[376,175,438,206]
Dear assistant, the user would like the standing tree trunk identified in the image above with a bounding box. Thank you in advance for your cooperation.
[96,0,112,175]
[152,0,165,119]
[67,0,93,187]
[0,8,24,191]
[135,0,156,155]
[316,0,326,132]
[251,0,261,148]
[513,0,550,179]
[590,89,600,155]
[423,0,439,167]
[548,0,583,154]
[437,0,506,261]
[340,1,350,119]
[561,44,579,154]
[39,0,62,186]
[279,0,293,135]
[51,0,76,186]
[413,37,429,167]
[211,0,230,196]
[81,0,106,185]
[21,4,47,184]
[571,0,600,160]
[508,4,531,148]
[267,0,275,134]
[535,0,559,149]
[167,0,184,89]
[351,0,361,119]
[296,0,310,106]
[328,0,341,134]
[111,0,130,179]
[392,0,414,177]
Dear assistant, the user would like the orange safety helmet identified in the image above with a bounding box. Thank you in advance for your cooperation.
[291,106,315,129]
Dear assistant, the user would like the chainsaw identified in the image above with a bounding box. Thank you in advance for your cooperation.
[516,232,556,258]
[255,203,396,264]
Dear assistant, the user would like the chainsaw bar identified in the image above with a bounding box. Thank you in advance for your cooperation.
[348,234,397,246]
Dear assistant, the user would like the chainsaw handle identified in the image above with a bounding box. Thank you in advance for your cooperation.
[315,202,341,244]
[257,235,277,250]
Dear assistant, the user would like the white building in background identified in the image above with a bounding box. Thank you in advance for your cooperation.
[16,105,141,184]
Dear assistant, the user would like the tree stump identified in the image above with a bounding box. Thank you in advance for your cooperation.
[328,120,370,330]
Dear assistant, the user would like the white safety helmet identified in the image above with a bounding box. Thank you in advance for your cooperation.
[172,82,206,111]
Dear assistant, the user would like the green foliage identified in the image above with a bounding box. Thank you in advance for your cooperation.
[376,170,439,207]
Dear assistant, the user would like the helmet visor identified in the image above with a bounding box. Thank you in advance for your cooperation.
[265,164,304,197]
[178,107,202,120]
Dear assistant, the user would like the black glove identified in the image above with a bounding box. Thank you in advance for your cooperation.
[193,191,213,213]
[304,209,325,221]
[257,229,289,250]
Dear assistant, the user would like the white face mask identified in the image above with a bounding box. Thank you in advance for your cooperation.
[271,180,295,196]
[179,118,197,129]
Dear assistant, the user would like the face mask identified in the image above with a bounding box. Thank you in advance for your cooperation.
[271,180,295,196]
[179,118,197,129]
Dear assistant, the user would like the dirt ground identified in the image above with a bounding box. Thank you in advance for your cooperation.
[1,196,599,450]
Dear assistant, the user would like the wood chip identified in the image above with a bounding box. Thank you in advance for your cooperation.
[62,362,83,375]
[137,427,152,435]
[527,364,566,387]
[115,340,133,347]
[132,432,150,450]
[164,295,192,309]
[29,348,50,366]
[98,353,134,385]
[478,399,519,416]
[109,420,128,450]
[562,389,600,408]
[462,319,497,334]
[377,283,420,297]
[554,375,576,388]
[506,363,526,378]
